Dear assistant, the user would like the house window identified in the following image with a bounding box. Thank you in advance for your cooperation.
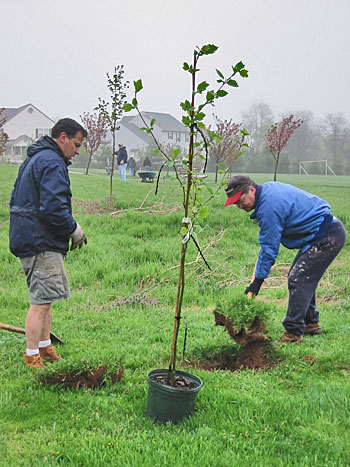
[168,132,173,140]
[14,146,22,156]
[36,128,51,138]
[176,132,181,142]
[185,133,190,142]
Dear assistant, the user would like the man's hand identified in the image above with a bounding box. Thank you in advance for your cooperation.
[70,223,88,251]
[245,277,264,296]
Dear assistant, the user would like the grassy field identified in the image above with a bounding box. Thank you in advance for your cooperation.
[1,163,350,466]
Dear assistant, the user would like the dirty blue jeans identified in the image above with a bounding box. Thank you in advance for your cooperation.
[283,219,346,336]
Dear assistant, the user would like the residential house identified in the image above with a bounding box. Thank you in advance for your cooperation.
[114,111,190,160]
[1,103,55,163]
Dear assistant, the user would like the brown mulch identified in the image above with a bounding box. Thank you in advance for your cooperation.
[40,365,124,389]
[152,374,196,390]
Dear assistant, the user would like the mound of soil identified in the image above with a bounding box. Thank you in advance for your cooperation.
[40,365,124,389]
[194,312,275,371]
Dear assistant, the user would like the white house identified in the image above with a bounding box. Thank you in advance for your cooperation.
[114,111,190,157]
[1,103,55,163]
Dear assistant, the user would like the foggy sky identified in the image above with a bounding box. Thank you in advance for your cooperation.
[2,0,349,125]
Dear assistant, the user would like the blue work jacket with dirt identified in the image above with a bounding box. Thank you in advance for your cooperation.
[9,136,77,257]
[251,182,332,279]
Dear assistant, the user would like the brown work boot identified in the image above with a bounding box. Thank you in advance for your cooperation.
[305,323,322,336]
[39,344,62,362]
[24,353,44,369]
[277,331,302,343]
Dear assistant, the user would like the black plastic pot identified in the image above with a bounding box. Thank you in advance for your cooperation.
[146,368,203,423]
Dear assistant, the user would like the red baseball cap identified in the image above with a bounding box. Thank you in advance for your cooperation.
[224,175,252,207]
[224,190,242,207]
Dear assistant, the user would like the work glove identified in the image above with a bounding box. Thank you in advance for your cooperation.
[245,277,264,296]
[69,223,88,251]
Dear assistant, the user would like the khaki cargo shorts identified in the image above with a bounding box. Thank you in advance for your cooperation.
[20,251,71,305]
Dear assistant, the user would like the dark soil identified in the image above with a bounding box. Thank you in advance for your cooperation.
[152,374,196,389]
[40,365,124,389]
[194,312,277,371]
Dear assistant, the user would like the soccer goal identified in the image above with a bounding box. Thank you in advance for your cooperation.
[299,160,336,176]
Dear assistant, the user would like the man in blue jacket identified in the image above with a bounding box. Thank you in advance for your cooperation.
[224,175,346,342]
[10,118,88,367]
[115,143,128,181]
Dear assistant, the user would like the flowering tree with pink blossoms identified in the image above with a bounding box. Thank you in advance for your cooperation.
[80,112,108,175]
[266,115,302,181]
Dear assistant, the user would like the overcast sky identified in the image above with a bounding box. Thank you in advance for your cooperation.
[2,0,349,125]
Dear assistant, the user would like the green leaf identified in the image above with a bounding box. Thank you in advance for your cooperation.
[150,118,155,128]
[198,206,209,218]
[233,61,245,71]
[240,69,249,78]
[206,90,215,102]
[199,44,219,55]
[216,69,224,79]
[196,121,205,129]
[216,90,228,98]
[206,186,214,195]
[182,115,191,126]
[183,62,190,71]
[172,147,181,160]
[180,227,188,237]
[197,81,210,93]
[132,98,138,107]
[240,129,249,136]
[123,103,133,112]
[180,100,193,111]
[227,79,239,87]
[218,163,225,170]
[134,79,143,92]
[195,112,205,121]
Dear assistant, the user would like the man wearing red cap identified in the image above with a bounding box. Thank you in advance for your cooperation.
[224,175,346,342]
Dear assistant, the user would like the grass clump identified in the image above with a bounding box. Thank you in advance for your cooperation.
[215,291,273,332]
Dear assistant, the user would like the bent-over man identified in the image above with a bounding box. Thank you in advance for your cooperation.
[224,175,346,342]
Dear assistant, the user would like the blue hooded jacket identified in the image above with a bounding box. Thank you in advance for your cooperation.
[9,136,77,257]
[251,182,332,279]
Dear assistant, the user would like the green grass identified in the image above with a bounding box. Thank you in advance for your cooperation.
[1,164,350,465]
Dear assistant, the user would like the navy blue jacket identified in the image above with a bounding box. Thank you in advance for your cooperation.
[251,182,332,279]
[9,136,77,257]
[115,146,128,165]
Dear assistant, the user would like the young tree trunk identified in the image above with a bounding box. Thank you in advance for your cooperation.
[85,150,93,175]
[215,162,218,183]
[110,130,116,203]
[273,153,280,181]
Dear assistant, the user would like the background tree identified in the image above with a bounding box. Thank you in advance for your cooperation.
[319,112,350,174]
[209,115,242,182]
[0,109,9,156]
[266,115,302,181]
[282,110,320,173]
[80,112,107,175]
[95,65,129,202]
[241,101,274,172]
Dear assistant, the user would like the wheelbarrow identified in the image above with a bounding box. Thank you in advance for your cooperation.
[138,172,156,183]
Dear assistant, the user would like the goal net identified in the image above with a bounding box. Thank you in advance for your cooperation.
[299,160,336,176]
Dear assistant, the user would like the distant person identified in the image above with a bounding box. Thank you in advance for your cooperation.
[224,175,346,343]
[115,144,128,181]
[9,118,88,368]
[143,157,151,172]
[127,156,136,176]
